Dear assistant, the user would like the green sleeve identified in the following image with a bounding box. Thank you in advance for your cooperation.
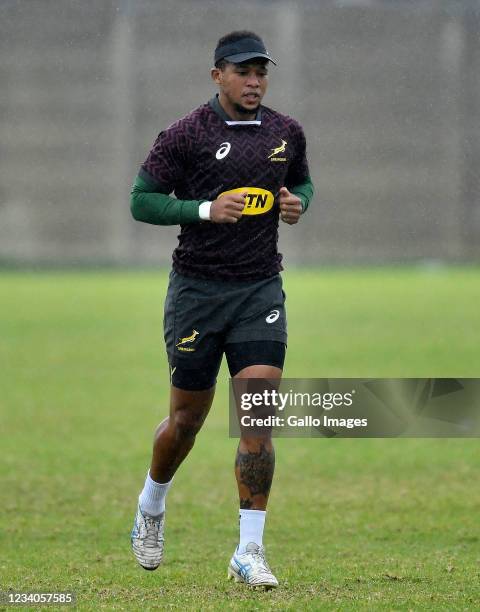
[130,175,203,225]
[289,176,314,214]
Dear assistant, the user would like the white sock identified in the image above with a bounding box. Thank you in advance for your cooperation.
[138,471,173,517]
[238,509,266,554]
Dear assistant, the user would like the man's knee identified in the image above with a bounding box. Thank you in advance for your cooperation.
[171,406,206,439]
[168,387,214,440]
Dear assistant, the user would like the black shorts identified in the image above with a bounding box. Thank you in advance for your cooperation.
[164,270,287,390]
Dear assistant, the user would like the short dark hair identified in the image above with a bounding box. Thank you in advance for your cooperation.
[214,30,265,69]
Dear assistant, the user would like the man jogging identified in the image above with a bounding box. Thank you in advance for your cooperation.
[130,30,314,589]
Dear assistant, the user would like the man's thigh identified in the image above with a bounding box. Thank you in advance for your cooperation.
[225,341,286,377]
[164,271,225,390]
[224,274,287,376]
[225,274,287,346]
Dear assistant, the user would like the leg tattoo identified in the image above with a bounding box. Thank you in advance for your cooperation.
[235,442,275,510]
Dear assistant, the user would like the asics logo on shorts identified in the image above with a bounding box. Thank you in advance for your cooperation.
[215,142,231,160]
[266,310,280,324]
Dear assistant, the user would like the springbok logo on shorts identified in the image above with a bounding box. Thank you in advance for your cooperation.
[218,187,274,216]
[266,310,280,324]
[176,329,199,352]
[216,142,231,160]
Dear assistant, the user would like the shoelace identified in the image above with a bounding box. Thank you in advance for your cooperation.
[141,516,164,546]
[249,547,271,573]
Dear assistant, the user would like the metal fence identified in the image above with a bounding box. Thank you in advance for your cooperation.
[1,0,479,265]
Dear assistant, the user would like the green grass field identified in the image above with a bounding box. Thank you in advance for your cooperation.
[1,268,479,610]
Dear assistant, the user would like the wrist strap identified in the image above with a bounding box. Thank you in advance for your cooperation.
[199,201,212,220]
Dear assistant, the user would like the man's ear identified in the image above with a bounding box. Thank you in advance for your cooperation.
[211,67,222,86]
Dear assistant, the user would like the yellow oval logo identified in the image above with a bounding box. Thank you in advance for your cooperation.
[218,187,274,216]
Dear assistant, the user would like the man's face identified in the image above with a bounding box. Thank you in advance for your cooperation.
[212,60,269,116]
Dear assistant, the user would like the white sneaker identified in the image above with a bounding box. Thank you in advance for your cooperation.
[228,542,279,589]
[130,504,165,570]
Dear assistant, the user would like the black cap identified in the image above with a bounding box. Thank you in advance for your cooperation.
[214,37,277,66]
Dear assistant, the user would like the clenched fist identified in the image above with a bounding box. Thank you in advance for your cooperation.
[279,187,302,225]
[210,191,246,223]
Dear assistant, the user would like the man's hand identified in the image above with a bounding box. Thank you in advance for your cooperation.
[210,192,246,223]
[279,187,302,225]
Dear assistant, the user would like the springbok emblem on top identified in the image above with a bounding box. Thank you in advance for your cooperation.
[176,329,199,347]
[268,139,287,159]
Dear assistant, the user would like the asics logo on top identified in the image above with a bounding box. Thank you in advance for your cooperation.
[266,310,280,324]
[216,142,231,160]
[218,187,274,216]
[268,139,287,162]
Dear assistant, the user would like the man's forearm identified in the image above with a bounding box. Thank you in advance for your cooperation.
[130,175,203,225]
[288,176,314,213]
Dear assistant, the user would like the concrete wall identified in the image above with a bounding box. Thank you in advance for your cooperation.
[1,0,479,265]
